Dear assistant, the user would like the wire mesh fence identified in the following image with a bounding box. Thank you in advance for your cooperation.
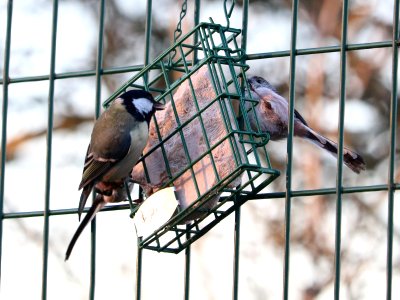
[0,0,399,299]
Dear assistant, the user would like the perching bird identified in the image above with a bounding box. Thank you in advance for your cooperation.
[247,75,366,174]
[65,89,165,260]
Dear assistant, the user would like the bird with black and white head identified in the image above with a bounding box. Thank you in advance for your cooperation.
[65,89,164,260]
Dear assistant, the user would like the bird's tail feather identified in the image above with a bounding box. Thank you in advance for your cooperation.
[304,128,366,174]
[65,195,105,261]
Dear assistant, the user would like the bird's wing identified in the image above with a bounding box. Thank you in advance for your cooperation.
[78,130,132,190]
[77,144,120,220]
[78,143,130,216]
[78,156,114,190]
[77,115,134,218]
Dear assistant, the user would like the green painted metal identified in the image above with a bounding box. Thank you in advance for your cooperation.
[246,40,395,60]
[386,1,399,299]
[136,237,143,300]
[232,199,241,300]
[136,1,154,298]
[184,2,200,299]
[334,1,350,298]
[89,0,106,299]
[100,20,279,254]
[42,0,59,298]
[184,225,191,300]
[283,0,299,299]
[0,0,13,286]
[2,182,398,221]
[193,0,201,65]
[0,41,396,86]
[223,0,235,29]
[0,184,394,215]
[232,1,248,299]
[144,0,153,68]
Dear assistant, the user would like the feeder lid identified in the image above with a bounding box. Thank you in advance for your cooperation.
[133,187,179,238]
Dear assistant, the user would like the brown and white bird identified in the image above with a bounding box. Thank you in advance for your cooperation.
[247,75,366,174]
[65,89,165,260]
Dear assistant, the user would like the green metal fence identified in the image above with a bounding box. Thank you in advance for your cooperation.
[0,0,399,299]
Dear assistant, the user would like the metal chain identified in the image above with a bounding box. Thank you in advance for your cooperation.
[224,0,235,29]
[168,0,235,64]
[169,0,188,64]
[174,0,188,43]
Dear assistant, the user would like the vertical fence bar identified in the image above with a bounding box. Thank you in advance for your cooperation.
[136,1,153,299]
[283,0,298,299]
[231,1,249,299]
[42,0,59,298]
[184,226,191,300]
[136,202,144,300]
[143,0,153,87]
[136,237,143,300]
[0,0,13,285]
[232,204,241,300]
[193,0,201,65]
[89,0,106,299]
[386,1,399,299]
[183,1,200,299]
[144,0,153,69]
[334,1,349,299]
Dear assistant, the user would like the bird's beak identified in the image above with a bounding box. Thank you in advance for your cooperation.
[247,80,255,92]
[247,80,262,99]
[153,102,165,110]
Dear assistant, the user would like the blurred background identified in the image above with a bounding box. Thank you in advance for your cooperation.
[0,0,399,299]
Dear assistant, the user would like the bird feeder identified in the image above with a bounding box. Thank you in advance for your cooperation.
[103,21,280,253]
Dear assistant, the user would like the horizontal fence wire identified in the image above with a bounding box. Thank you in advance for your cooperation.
[0,41,397,86]
[0,0,399,299]
[2,183,398,220]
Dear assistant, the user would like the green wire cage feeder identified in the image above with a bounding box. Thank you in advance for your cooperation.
[103,21,280,253]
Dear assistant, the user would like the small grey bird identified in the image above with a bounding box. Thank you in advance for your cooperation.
[247,75,366,174]
[65,89,165,260]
